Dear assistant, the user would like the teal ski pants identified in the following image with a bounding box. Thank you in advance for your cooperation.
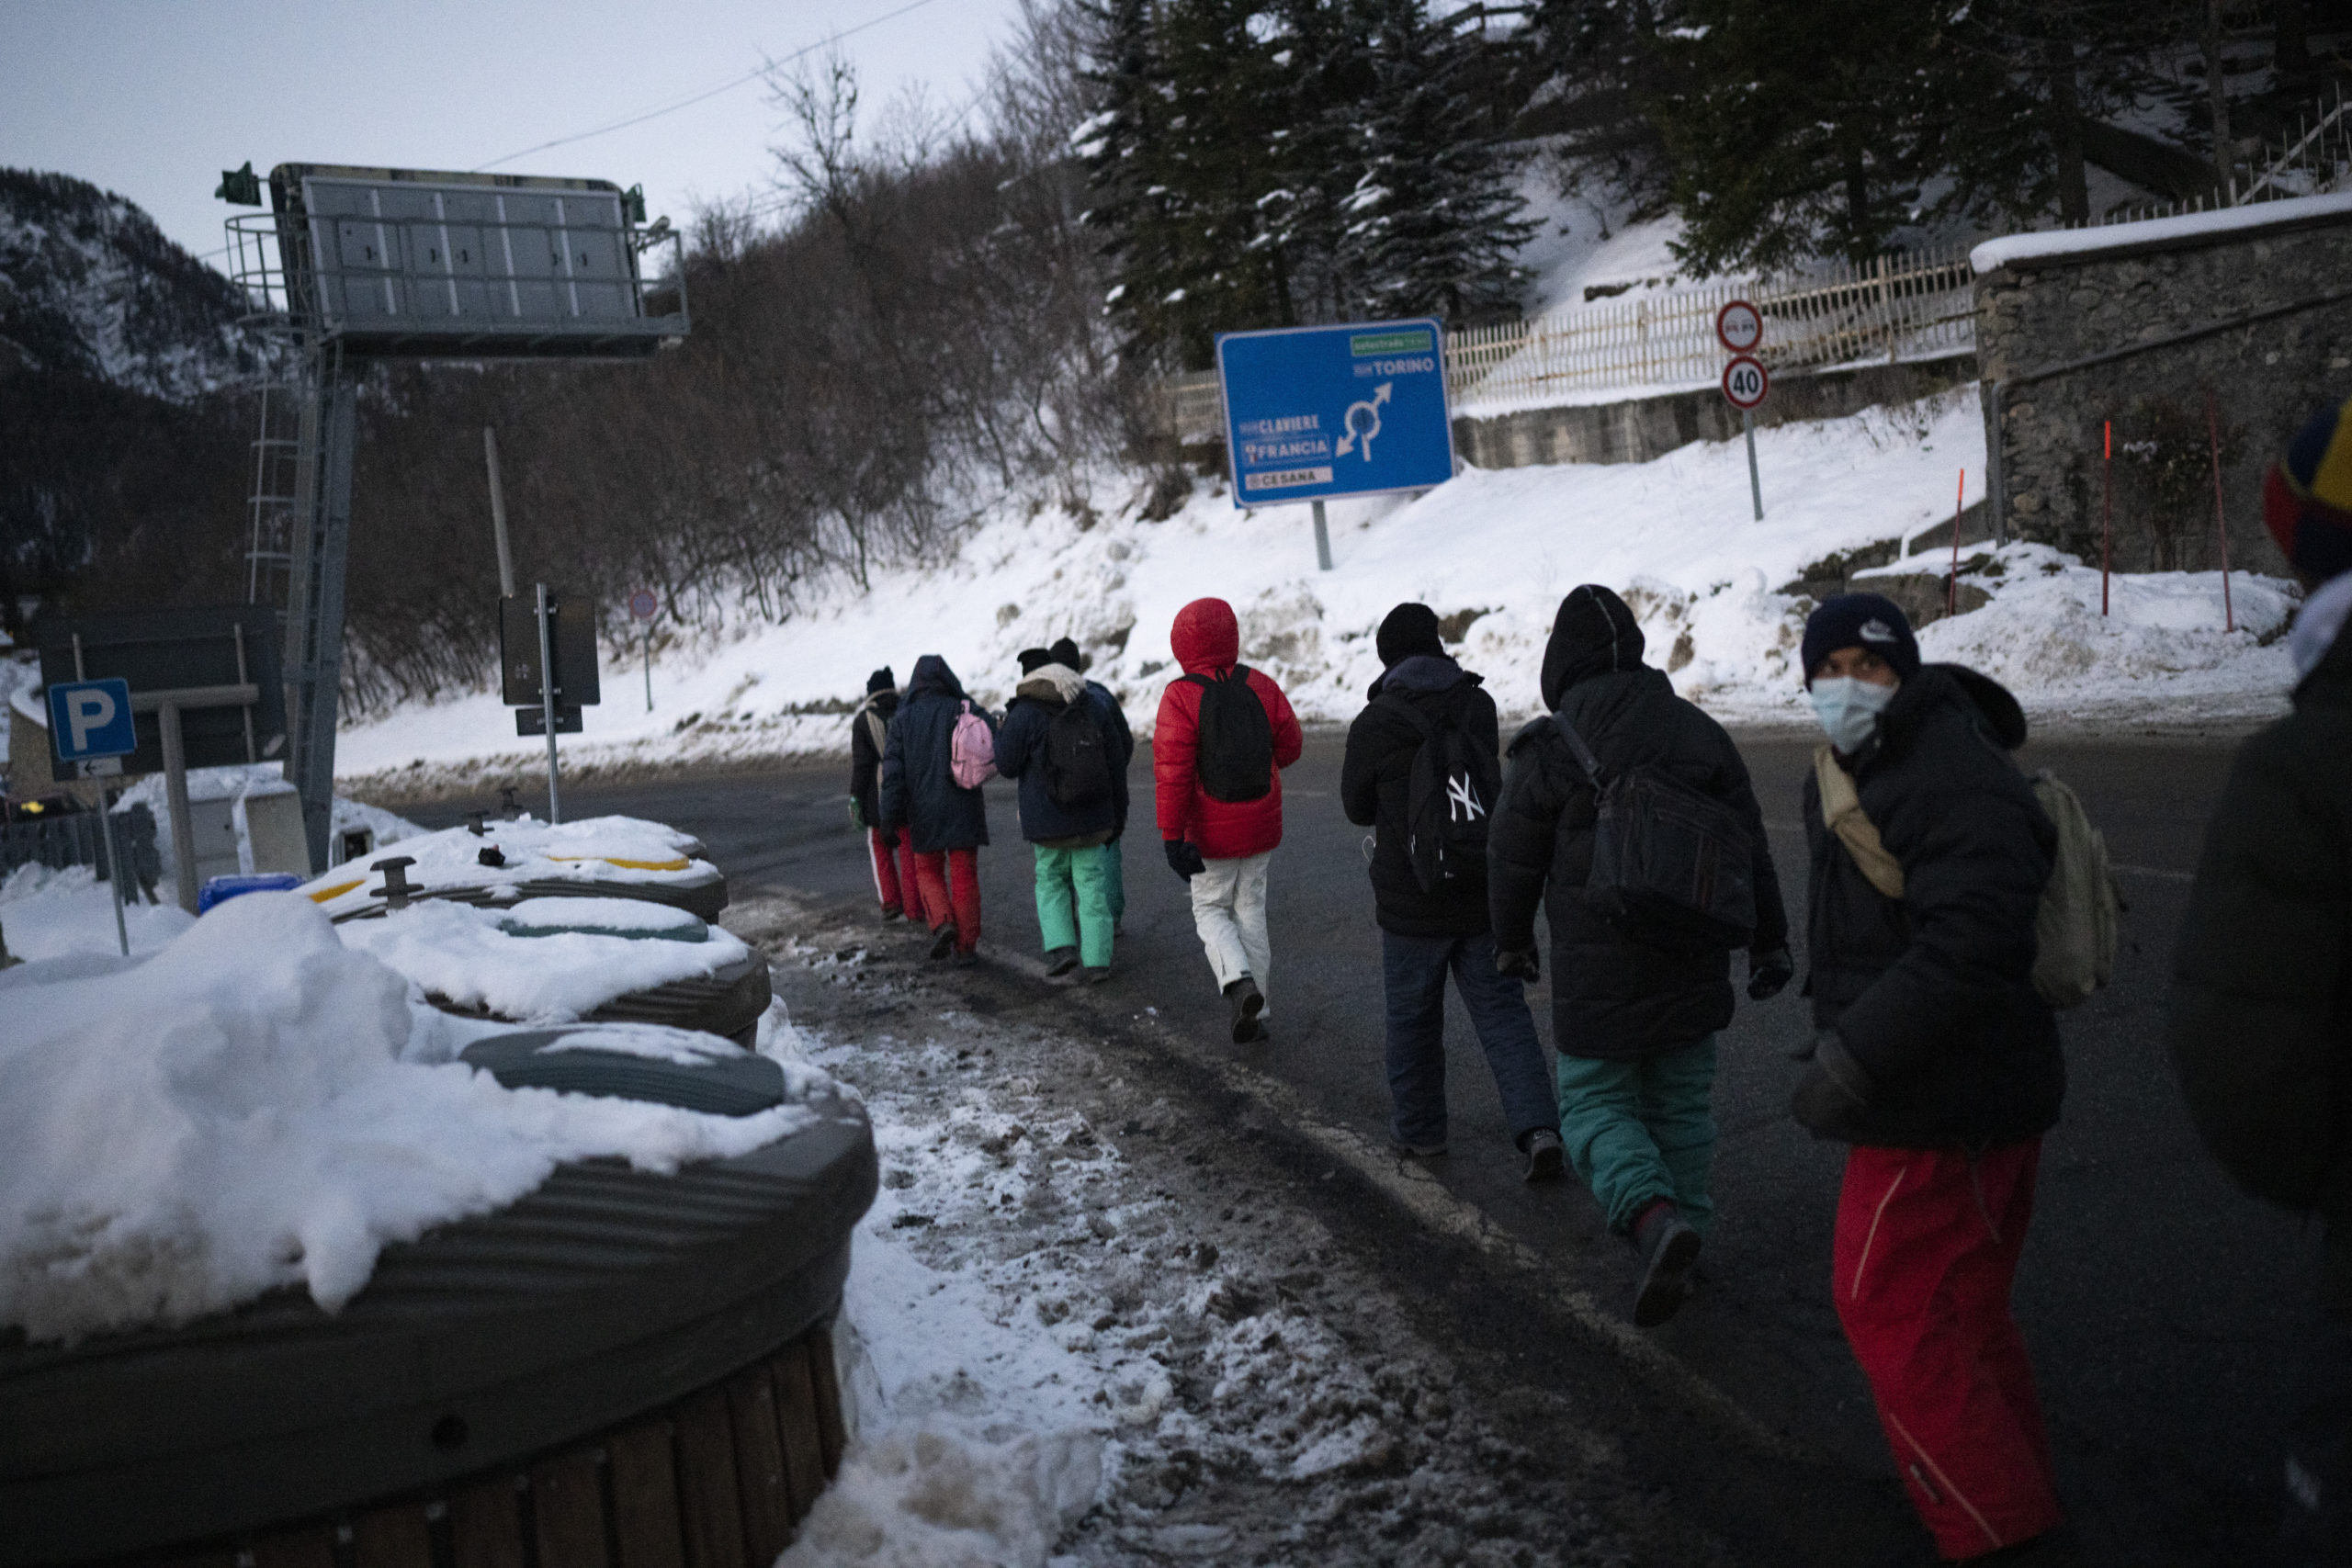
[1555,1035,1718,1236]
[1034,842,1114,968]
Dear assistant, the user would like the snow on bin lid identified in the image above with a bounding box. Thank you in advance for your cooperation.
[1971,190,2352,274]
[461,1026,786,1116]
[335,897,749,1023]
[296,814,714,918]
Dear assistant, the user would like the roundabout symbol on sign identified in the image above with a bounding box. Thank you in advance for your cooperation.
[1722,355,1769,411]
[1715,299,1763,355]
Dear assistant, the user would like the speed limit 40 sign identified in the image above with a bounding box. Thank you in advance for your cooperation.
[1722,355,1769,410]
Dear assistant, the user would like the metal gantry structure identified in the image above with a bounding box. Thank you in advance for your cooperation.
[223,164,687,869]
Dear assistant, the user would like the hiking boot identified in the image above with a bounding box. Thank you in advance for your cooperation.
[948,946,980,968]
[1521,1129,1566,1183]
[1392,1138,1447,1158]
[1044,947,1080,979]
[927,924,958,961]
[881,906,905,923]
[1632,1201,1702,1327]
[1082,965,1113,985]
[1223,976,1265,1044]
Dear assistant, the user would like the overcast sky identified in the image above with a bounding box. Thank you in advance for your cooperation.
[1,0,1032,270]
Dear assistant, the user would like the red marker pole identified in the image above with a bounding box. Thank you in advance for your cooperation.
[2101,420,2114,617]
[1948,468,1964,618]
[2207,390,2234,634]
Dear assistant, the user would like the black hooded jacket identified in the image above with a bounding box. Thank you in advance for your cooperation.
[1802,663,2064,1147]
[850,689,900,826]
[877,655,992,854]
[2170,622,2352,1307]
[1340,652,1499,939]
[1487,586,1789,1060]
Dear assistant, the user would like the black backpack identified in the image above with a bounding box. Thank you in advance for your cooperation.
[1555,715,1756,953]
[1182,666,1274,803]
[1043,696,1114,807]
[1380,686,1498,894]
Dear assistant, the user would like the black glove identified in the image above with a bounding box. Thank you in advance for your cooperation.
[1164,839,1205,880]
[849,796,867,833]
[877,827,899,851]
[1747,946,1793,1001]
[1791,1031,1874,1138]
[1495,945,1541,983]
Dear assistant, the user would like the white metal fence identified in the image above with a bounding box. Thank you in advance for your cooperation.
[1154,246,1977,442]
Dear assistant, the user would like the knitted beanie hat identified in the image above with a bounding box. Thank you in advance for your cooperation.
[1017,647,1053,675]
[865,667,894,694]
[1047,637,1085,671]
[1801,593,1921,685]
[1375,603,1445,668]
[2265,394,2352,581]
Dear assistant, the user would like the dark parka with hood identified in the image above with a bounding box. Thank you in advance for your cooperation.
[849,671,899,829]
[2170,615,2352,1309]
[1803,663,2064,1148]
[1487,585,1789,1059]
[993,660,1135,845]
[877,655,992,854]
[1341,641,1500,939]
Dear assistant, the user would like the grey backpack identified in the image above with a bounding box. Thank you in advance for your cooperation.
[2028,770,2121,1009]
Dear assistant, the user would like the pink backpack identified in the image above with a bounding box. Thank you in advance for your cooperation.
[950,700,997,789]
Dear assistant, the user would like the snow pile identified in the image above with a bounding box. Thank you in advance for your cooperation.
[1873,543,2298,721]
[297,814,712,919]
[1,862,193,962]
[337,897,749,1021]
[0,894,829,1344]
[1971,190,2352,273]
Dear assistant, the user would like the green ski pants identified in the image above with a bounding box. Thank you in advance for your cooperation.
[1555,1035,1718,1236]
[1034,842,1114,969]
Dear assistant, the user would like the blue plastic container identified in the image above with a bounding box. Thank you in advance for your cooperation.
[197,874,306,913]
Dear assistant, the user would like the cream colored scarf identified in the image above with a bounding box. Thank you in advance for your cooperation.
[1815,744,1905,898]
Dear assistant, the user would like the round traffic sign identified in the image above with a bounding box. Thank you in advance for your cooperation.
[1715,299,1763,355]
[1722,355,1769,411]
[628,589,659,621]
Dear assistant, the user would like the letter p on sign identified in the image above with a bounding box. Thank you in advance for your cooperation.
[48,677,137,762]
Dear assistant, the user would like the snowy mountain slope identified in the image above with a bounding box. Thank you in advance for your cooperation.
[0,169,262,401]
[334,385,2293,792]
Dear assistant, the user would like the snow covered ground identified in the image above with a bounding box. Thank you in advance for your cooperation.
[338,386,2294,796]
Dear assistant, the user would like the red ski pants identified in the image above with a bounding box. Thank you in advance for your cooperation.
[867,829,915,915]
[910,848,981,953]
[1834,1140,2063,1560]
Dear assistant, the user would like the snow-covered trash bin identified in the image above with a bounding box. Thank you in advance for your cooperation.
[298,814,728,923]
[0,895,875,1567]
[338,896,774,1046]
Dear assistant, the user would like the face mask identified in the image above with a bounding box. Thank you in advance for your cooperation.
[1810,675,1896,754]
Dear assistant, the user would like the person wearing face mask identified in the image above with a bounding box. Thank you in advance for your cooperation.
[2169,394,2352,1560]
[1792,592,2066,1562]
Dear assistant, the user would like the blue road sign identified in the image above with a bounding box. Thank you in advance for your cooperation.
[1216,319,1454,507]
[48,678,137,767]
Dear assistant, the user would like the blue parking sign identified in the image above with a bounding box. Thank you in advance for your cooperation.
[48,677,137,773]
[1216,319,1455,507]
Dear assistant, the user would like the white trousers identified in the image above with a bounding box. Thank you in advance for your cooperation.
[1190,850,1273,1013]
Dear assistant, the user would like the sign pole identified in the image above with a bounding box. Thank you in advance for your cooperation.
[643,626,654,712]
[1311,500,1333,571]
[2101,420,2114,616]
[535,582,561,823]
[158,700,199,914]
[1743,409,1764,521]
[96,789,130,954]
[484,427,517,599]
[2207,390,2235,634]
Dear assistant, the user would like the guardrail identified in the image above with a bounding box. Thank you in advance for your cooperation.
[1153,246,1976,443]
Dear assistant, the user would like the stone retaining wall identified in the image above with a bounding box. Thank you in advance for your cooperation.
[1975,203,2352,577]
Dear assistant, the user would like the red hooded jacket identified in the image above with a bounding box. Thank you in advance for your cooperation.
[1152,598,1304,859]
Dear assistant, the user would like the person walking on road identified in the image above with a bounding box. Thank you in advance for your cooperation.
[1788,592,2065,1562]
[1051,636,1133,935]
[1342,603,1563,1180]
[995,646,1133,983]
[848,667,913,924]
[2171,394,2352,1562]
[1153,597,1303,1043]
[878,654,994,963]
[1488,584,1791,1326]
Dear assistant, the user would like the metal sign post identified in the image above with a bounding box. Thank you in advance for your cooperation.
[1722,355,1770,521]
[47,674,137,953]
[1215,319,1455,572]
[535,582,561,824]
[629,589,659,711]
[485,427,517,599]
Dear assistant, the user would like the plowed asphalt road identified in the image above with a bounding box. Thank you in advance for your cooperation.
[405,726,2300,1566]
